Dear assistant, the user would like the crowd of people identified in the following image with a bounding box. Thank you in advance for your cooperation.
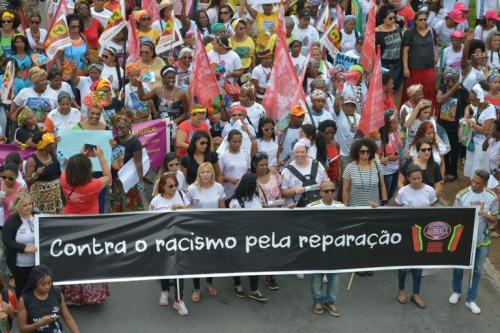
[0,0,497,330]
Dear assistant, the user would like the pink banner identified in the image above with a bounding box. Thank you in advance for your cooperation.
[131,119,169,169]
[174,0,193,16]
[0,144,36,164]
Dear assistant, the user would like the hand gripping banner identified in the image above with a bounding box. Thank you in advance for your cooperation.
[35,207,478,285]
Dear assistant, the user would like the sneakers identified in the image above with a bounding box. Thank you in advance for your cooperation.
[323,303,341,317]
[248,290,267,303]
[159,291,169,306]
[173,300,188,316]
[265,277,280,291]
[448,292,460,304]
[234,285,245,298]
[465,301,481,314]
[296,274,305,279]
[313,303,323,314]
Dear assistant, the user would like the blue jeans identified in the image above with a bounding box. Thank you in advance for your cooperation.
[384,172,399,200]
[452,246,489,303]
[311,273,339,304]
[398,269,422,294]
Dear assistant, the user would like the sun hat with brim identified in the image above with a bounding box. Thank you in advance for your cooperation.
[447,9,466,24]
[452,2,468,13]
[342,96,358,106]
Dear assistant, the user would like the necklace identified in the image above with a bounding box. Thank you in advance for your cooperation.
[346,114,357,132]
[356,162,372,192]
[37,154,51,164]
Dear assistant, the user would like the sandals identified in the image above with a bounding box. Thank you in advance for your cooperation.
[397,291,406,304]
[191,290,200,303]
[207,284,218,297]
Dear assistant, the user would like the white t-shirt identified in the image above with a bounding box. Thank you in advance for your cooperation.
[46,108,81,135]
[150,191,190,211]
[279,127,300,162]
[395,184,437,207]
[303,109,334,127]
[251,64,272,97]
[487,138,500,175]
[25,28,47,49]
[340,29,356,53]
[257,138,279,167]
[77,76,94,117]
[207,50,243,86]
[470,104,496,144]
[442,45,463,70]
[91,7,112,27]
[187,182,226,209]
[16,218,35,267]
[308,200,345,208]
[232,102,266,133]
[219,149,251,198]
[462,66,484,92]
[435,20,459,47]
[474,25,497,43]
[13,87,56,125]
[290,53,307,75]
[101,64,124,91]
[335,110,360,156]
[487,50,499,69]
[45,82,75,107]
[344,49,361,62]
[229,194,263,209]
[152,170,187,194]
[281,159,329,204]
[292,25,319,55]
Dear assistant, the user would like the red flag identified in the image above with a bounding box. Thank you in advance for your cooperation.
[336,4,344,29]
[262,8,301,121]
[127,18,140,63]
[142,0,160,22]
[188,32,220,107]
[358,48,384,136]
[360,0,376,72]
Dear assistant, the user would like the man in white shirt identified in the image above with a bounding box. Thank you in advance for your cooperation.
[449,169,498,314]
[292,10,319,55]
[307,181,342,316]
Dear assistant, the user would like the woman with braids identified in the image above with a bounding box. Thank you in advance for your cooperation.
[100,46,124,96]
[135,66,188,125]
[17,265,79,333]
[58,148,111,305]
[24,132,63,214]
[110,114,145,212]
[378,109,402,200]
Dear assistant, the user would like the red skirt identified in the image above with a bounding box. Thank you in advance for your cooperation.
[402,67,437,114]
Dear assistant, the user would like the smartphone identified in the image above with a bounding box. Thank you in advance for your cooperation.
[84,144,97,157]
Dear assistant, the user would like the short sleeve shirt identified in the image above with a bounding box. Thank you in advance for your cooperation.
[61,173,102,214]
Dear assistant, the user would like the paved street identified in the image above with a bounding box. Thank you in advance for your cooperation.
[13,269,500,332]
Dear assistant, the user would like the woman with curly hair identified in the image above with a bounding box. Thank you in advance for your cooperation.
[109,114,145,212]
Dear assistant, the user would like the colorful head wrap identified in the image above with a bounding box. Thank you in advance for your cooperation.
[82,91,109,109]
[191,106,207,114]
[231,18,245,31]
[17,107,34,127]
[311,89,327,100]
[443,67,459,82]
[28,67,47,84]
[125,63,143,76]
[230,105,246,116]
[36,132,56,150]
[88,63,103,72]
[487,71,499,84]
[1,11,14,20]
[293,138,311,152]
[349,64,364,74]
[91,79,112,92]
[211,22,225,33]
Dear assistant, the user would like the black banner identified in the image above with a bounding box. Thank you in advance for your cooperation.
[36,208,478,284]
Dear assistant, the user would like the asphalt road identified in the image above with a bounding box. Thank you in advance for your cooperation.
[12,269,500,333]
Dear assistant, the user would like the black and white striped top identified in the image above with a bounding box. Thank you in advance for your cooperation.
[343,160,383,207]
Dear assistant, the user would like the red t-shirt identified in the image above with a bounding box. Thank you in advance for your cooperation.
[175,120,210,158]
[83,18,101,49]
[60,173,102,215]
[326,144,339,181]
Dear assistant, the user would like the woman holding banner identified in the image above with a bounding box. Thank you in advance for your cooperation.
[109,114,145,213]
[187,162,225,303]
[394,164,437,308]
[58,147,111,305]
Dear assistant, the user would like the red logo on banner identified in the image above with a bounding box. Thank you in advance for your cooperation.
[424,221,451,241]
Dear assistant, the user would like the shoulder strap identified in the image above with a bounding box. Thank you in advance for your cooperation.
[178,190,185,203]
[246,115,254,128]
[237,197,245,208]
[287,164,309,185]
[310,160,319,180]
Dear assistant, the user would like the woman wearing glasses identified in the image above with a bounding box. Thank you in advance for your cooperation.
[0,10,19,57]
[461,39,487,92]
[175,106,212,158]
[25,13,46,53]
[181,131,222,185]
[100,47,124,95]
[174,48,193,93]
[2,192,37,297]
[398,138,443,198]
[0,162,26,224]
[135,40,166,90]
[155,152,187,193]
[229,19,255,73]
[135,10,160,44]
[256,117,278,168]
[402,10,438,109]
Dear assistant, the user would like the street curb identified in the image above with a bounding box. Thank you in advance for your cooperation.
[483,258,500,292]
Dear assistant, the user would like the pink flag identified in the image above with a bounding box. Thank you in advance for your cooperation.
[188,32,220,107]
[127,18,140,63]
[358,48,384,137]
[262,6,301,121]
[292,52,310,105]
[142,0,160,22]
[336,4,344,29]
[360,0,376,72]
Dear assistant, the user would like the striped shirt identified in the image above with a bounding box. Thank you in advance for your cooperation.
[343,160,383,207]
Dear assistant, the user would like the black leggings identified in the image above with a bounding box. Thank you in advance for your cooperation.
[192,277,213,290]
[444,129,459,177]
[233,276,259,292]
[160,279,184,300]
[14,266,33,298]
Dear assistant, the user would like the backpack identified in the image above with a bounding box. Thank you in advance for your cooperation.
[287,160,321,207]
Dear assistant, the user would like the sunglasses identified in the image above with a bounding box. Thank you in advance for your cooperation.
[30,20,40,24]
[359,149,370,154]
[198,141,209,145]
[140,17,151,21]
[321,189,335,194]
[70,25,80,29]
[420,147,432,152]
[166,184,178,189]
[387,16,396,21]
[232,113,244,117]
[417,18,427,21]
[263,127,274,132]
[102,54,111,59]
[140,50,151,55]
[2,20,12,23]
[1,175,15,181]
[168,162,180,167]
[220,11,230,15]
[182,56,192,59]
